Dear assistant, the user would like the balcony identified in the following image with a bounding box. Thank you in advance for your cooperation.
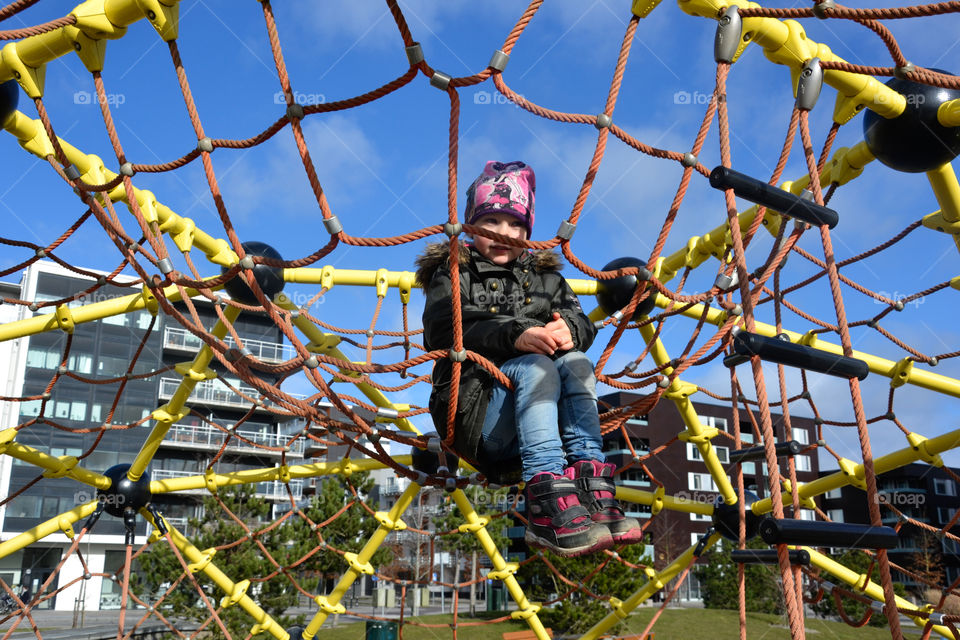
[158,377,306,410]
[163,326,295,364]
[151,468,303,500]
[160,423,304,457]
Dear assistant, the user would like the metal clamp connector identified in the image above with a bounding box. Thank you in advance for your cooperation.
[813,0,835,19]
[323,215,343,234]
[488,49,509,72]
[157,257,174,275]
[448,349,467,362]
[119,162,135,177]
[555,220,576,240]
[894,61,915,80]
[714,6,742,63]
[595,113,612,130]
[64,164,81,180]
[796,58,823,111]
[405,43,424,66]
[376,406,399,420]
[197,137,213,153]
[444,222,462,236]
[304,356,319,369]
[287,103,304,120]
[681,152,698,168]
[430,71,452,91]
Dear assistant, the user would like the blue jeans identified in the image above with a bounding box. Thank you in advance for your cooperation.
[479,351,605,482]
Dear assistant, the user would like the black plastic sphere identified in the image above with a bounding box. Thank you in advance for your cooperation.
[221,241,285,305]
[410,433,460,476]
[596,257,656,317]
[863,70,960,173]
[712,490,761,542]
[0,80,18,126]
[98,464,152,518]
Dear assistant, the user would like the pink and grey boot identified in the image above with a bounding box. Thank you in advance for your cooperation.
[570,460,644,545]
[524,468,613,556]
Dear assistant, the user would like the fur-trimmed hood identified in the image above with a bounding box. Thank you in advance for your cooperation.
[414,240,563,289]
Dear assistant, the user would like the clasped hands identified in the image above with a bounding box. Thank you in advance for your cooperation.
[514,312,574,355]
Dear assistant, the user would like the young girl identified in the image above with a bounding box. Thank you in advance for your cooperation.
[416,160,642,556]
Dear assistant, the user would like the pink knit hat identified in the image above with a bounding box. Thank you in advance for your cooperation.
[464,161,536,238]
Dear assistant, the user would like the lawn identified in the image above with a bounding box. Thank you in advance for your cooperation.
[312,609,929,640]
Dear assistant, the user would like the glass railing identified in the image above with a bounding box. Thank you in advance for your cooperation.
[159,377,306,409]
[163,326,295,363]
[163,423,303,456]
[151,468,303,500]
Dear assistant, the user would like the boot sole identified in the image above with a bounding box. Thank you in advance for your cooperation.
[525,529,614,557]
[610,528,645,545]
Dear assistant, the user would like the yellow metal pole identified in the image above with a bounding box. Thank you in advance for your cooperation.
[676,0,905,121]
[127,305,242,481]
[924,163,960,255]
[580,532,721,640]
[806,546,952,637]
[637,323,737,505]
[0,502,98,560]
[2,111,237,266]
[146,512,288,640]
[0,434,110,489]
[616,486,715,516]
[753,427,960,514]
[452,489,551,640]
[149,456,413,495]
[301,481,421,639]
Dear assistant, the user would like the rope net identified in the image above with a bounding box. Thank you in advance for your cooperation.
[1,1,960,639]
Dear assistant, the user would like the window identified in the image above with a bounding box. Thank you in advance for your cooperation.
[824,488,842,499]
[688,472,717,492]
[795,455,811,472]
[698,415,728,431]
[740,432,755,444]
[691,511,711,521]
[939,507,956,524]
[791,428,809,445]
[797,509,816,521]
[69,401,86,421]
[742,462,756,476]
[944,538,960,554]
[827,509,844,523]
[687,443,729,464]
[935,478,957,496]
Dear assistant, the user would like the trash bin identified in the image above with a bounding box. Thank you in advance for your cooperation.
[486,586,506,612]
[365,620,398,640]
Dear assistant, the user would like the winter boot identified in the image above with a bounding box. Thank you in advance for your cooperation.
[524,468,613,556]
[570,460,644,544]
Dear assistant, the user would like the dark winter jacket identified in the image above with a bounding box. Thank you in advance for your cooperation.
[415,241,597,471]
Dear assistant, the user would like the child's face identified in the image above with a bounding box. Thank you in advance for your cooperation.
[470,213,527,265]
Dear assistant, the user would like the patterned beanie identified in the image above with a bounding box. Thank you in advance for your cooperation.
[464,161,536,238]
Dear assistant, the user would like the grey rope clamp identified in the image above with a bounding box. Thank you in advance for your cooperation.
[681,152,698,168]
[157,257,174,275]
[715,272,738,290]
[555,220,576,240]
[714,5,742,63]
[430,71,452,91]
[64,164,81,180]
[448,348,467,362]
[197,137,213,153]
[323,215,343,234]
[894,61,915,79]
[812,0,835,19]
[376,406,399,419]
[595,113,612,130]
[286,102,304,121]
[303,355,319,369]
[796,57,823,111]
[405,43,424,66]
[488,49,509,72]
[443,222,462,236]
[119,162,135,177]
[239,255,255,270]
[426,437,442,453]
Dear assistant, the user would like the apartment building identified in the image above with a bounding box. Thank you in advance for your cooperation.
[0,261,304,611]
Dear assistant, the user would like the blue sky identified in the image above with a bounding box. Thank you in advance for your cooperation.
[2,1,960,470]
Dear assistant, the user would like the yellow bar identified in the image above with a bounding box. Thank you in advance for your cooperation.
[638,323,737,505]
[616,486,715,516]
[676,0,904,120]
[753,427,960,514]
[806,547,952,637]
[147,513,288,640]
[927,164,960,224]
[581,532,721,640]
[0,278,222,343]
[0,502,97,559]
[3,111,236,266]
[452,489,550,640]
[150,455,413,495]
[302,482,421,639]
[2,437,110,489]
[127,305,242,481]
